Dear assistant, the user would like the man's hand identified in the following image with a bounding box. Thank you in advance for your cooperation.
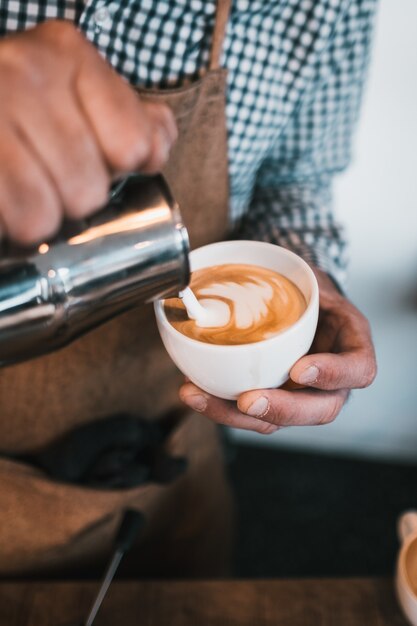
[0,20,177,244]
[179,268,377,434]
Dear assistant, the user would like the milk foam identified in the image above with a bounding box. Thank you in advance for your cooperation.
[198,280,274,328]
[195,298,230,327]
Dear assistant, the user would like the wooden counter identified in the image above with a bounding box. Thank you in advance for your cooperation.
[0,578,408,625]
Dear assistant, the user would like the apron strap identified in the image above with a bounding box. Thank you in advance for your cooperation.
[209,0,233,71]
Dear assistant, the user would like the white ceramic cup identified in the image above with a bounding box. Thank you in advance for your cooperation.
[396,511,417,625]
[154,240,319,400]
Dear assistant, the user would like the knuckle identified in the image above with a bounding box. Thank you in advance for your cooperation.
[58,140,110,218]
[108,135,152,172]
[39,19,81,46]
[6,178,61,245]
[144,136,171,172]
[0,25,77,90]
[64,177,109,219]
[268,403,286,424]
[0,39,32,78]
[255,421,278,436]
[317,412,335,426]
[10,203,60,245]
[324,368,345,390]
[360,315,372,335]
[332,393,346,419]
[319,395,344,425]
[221,412,238,428]
[11,221,39,246]
[360,358,377,388]
[152,103,178,140]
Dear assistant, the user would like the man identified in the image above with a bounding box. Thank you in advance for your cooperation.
[0,0,377,576]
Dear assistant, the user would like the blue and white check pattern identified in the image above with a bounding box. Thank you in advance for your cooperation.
[0,0,378,286]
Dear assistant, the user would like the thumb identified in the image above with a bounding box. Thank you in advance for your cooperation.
[290,351,377,391]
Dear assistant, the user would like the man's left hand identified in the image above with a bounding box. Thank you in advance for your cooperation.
[179,267,377,434]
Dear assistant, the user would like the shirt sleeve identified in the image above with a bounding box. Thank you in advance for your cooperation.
[236,1,378,290]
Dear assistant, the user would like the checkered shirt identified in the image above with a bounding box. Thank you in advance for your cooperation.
[0,0,379,287]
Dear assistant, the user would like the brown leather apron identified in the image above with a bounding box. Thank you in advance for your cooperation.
[0,0,233,577]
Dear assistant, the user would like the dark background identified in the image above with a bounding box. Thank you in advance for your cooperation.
[228,443,417,577]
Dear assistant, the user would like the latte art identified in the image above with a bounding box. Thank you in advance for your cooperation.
[164,264,307,345]
[197,278,274,329]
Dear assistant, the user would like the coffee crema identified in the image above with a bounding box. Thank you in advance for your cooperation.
[164,263,307,345]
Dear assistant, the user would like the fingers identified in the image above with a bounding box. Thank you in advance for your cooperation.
[140,100,178,172]
[290,350,377,391]
[13,91,110,220]
[0,126,60,244]
[142,100,178,147]
[180,383,349,432]
[290,305,377,391]
[237,387,350,427]
[0,20,178,245]
[76,51,177,174]
[179,383,280,435]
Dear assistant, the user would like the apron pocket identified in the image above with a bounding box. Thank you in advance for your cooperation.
[0,413,195,575]
[20,413,187,490]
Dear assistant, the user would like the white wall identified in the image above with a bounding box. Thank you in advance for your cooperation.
[235,0,417,462]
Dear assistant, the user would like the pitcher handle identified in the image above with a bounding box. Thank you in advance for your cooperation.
[398,511,417,543]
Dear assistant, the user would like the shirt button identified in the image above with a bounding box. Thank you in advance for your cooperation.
[94,6,111,28]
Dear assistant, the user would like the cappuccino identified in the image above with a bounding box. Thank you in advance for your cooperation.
[164,263,306,346]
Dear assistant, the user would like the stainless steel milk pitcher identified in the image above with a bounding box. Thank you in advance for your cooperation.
[0,174,190,366]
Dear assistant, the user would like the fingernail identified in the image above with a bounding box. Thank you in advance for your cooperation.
[245,396,269,418]
[297,365,319,385]
[182,394,207,412]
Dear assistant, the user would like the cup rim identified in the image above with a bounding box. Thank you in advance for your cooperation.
[398,534,417,599]
[154,240,319,352]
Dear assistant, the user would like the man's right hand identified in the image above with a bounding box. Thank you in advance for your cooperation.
[0,20,177,245]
